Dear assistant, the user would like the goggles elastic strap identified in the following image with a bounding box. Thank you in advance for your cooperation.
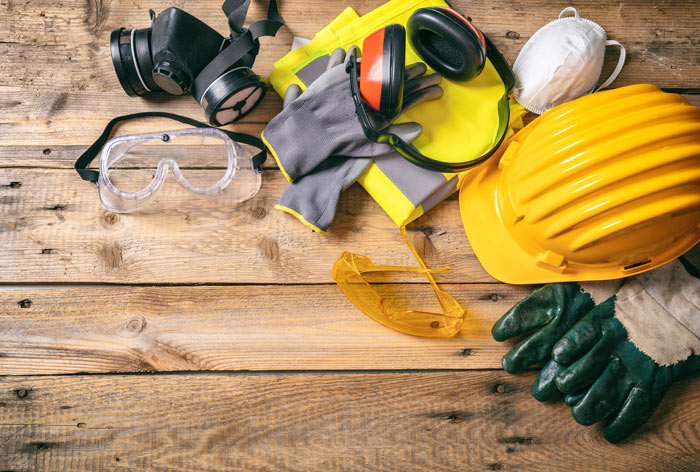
[74,112,267,183]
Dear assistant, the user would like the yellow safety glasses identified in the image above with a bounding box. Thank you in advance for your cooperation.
[332,227,466,338]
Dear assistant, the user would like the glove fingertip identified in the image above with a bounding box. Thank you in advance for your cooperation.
[532,360,565,402]
[572,405,597,426]
[531,382,556,402]
[602,429,626,444]
[491,324,508,342]
[563,391,585,407]
[501,355,520,374]
[554,370,574,393]
[551,340,571,364]
[405,62,427,76]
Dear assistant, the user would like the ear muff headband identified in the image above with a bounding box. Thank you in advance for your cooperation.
[360,24,405,117]
[407,7,486,82]
[348,32,515,172]
[435,7,486,52]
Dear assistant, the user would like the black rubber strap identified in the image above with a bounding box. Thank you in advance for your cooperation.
[483,32,515,93]
[74,112,268,183]
[193,0,283,101]
[223,0,252,36]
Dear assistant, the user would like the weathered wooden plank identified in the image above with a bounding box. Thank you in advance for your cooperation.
[1,91,698,167]
[1,1,699,167]
[0,89,278,148]
[0,168,493,283]
[1,0,698,93]
[1,372,699,471]
[0,284,529,374]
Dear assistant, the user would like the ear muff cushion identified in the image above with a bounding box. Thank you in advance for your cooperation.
[361,24,405,117]
[381,24,405,117]
[407,7,486,82]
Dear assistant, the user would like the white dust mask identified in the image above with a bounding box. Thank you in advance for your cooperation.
[512,7,626,114]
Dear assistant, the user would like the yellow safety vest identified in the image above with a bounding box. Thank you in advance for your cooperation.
[269,0,526,226]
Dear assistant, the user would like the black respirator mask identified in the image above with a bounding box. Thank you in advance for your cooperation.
[110,0,283,126]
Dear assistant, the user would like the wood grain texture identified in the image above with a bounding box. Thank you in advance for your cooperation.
[0,168,493,283]
[1,372,699,471]
[0,92,698,166]
[1,0,700,467]
[0,284,530,374]
[1,0,699,165]
[1,0,698,92]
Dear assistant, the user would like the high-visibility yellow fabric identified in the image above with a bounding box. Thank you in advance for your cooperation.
[268,0,523,226]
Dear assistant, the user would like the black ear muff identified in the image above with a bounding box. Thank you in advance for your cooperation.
[360,24,406,117]
[199,67,268,126]
[407,7,486,82]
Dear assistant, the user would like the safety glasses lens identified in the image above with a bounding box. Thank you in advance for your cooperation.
[332,252,465,338]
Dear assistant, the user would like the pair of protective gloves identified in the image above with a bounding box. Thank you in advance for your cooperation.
[262,47,443,232]
[492,253,700,443]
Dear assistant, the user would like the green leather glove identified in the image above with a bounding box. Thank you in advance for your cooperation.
[491,282,596,400]
[493,256,700,443]
[551,258,700,443]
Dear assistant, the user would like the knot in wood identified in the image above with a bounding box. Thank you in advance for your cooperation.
[102,212,120,227]
[251,207,267,220]
[125,317,146,334]
[18,299,32,308]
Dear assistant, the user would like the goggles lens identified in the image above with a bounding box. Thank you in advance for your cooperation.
[97,127,261,213]
[332,227,466,338]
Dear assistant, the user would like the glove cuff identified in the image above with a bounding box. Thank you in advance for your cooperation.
[615,259,700,366]
[262,134,294,183]
[275,204,326,234]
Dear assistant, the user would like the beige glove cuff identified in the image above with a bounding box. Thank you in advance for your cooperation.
[611,260,700,366]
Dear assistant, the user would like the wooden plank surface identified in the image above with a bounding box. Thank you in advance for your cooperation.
[0,169,494,283]
[1,0,700,468]
[1,0,699,93]
[0,284,530,374]
[1,373,699,471]
[1,0,699,167]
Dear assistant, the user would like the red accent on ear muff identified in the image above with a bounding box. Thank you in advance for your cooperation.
[407,7,486,82]
[360,27,385,113]
[360,24,406,117]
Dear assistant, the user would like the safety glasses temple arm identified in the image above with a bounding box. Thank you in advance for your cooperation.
[353,263,452,275]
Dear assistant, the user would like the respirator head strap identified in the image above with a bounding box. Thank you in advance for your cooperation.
[192,0,283,103]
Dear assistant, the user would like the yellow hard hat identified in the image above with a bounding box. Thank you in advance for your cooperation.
[460,84,700,284]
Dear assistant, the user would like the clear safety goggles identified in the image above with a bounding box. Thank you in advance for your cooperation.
[75,112,267,213]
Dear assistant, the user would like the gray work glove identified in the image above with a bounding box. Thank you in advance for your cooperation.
[272,47,440,232]
[261,45,443,183]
